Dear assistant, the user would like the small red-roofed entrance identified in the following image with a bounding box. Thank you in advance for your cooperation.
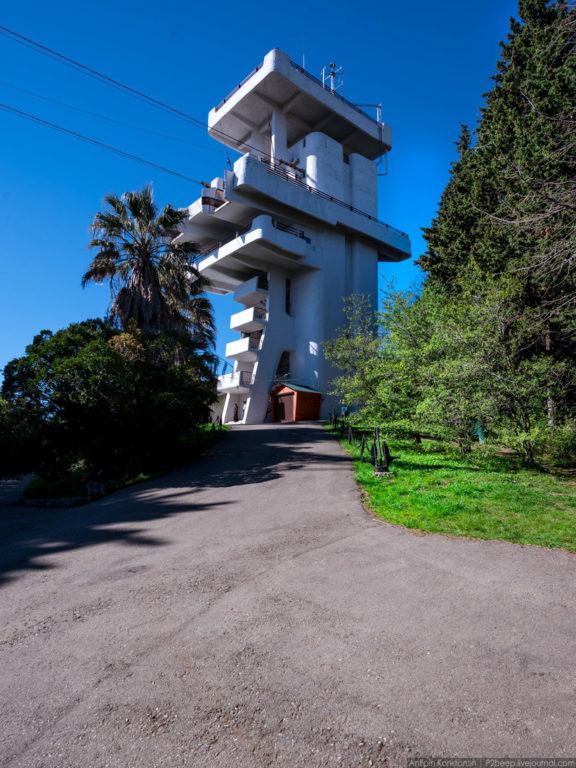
[270,383,322,422]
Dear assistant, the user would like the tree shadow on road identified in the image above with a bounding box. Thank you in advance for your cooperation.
[0,424,349,587]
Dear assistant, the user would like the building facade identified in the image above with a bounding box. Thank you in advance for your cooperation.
[175,48,411,424]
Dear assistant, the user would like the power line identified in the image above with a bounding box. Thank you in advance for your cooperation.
[0,24,268,159]
[0,101,206,185]
[0,24,206,128]
[0,79,229,154]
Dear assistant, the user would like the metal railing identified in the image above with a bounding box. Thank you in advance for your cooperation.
[289,60,381,127]
[272,219,311,243]
[328,414,399,475]
[213,55,381,131]
[214,63,263,113]
[195,224,251,258]
[260,158,409,238]
[218,370,253,389]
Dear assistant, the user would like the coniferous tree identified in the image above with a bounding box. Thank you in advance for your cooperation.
[419,0,576,293]
[418,0,576,431]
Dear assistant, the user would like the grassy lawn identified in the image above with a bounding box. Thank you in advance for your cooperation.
[327,426,576,551]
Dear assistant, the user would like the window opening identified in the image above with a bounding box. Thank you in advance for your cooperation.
[276,351,291,378]
[285,279,292,315]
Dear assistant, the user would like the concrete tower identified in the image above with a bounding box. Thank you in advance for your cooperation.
[176,49,411,424]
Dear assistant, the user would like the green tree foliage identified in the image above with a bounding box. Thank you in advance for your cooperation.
[419,0,576,295]
[323,296,381,416]
[350,0,576,463]
[326,3,576,464]
[326,285,576,461]
[1,320,216,481]
[0,187,219,485]
[83,184,216,348]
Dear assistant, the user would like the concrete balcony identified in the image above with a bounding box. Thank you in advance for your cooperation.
[230,306,267,333]
[197,214,311,293]
[217,370,252,393]
[233,275,268,307]
[229,155,411,262]
[225,335,262,362]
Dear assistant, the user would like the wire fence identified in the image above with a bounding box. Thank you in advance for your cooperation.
[328,412,399,474]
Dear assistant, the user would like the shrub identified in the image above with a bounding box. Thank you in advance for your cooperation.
[546,421,576,467]
[1,319,216,483]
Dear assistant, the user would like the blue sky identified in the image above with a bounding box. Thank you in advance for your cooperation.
[0,0,518,374]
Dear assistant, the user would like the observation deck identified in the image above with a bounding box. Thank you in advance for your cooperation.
[208,49,391,161]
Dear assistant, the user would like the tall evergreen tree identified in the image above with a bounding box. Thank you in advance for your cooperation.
[418,0,576,429]
[419,0,576,296]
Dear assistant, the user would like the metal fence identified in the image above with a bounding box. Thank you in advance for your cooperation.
[289,60,381,127]
[329,413,399,475]
[272,218,311,243]
[218,370,253,389]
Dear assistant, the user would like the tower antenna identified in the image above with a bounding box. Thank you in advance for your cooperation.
[321,61,344,93]
[355,103,388,175]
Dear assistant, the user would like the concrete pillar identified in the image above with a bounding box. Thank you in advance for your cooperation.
[250,130,265,160]
[270,110,287,162]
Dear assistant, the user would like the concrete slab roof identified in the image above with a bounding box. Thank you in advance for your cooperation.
[208,49,391,161]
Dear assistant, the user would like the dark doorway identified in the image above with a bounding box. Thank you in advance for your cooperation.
[273,392,294,422]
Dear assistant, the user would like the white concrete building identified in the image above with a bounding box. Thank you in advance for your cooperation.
[176,48,411,424]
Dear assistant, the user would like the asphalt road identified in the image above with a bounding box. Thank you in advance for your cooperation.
[1,423,575,768]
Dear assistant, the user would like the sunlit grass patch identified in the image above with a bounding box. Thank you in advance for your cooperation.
[328,427,576,551]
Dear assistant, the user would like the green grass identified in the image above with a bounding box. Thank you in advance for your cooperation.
[327,426,576,551]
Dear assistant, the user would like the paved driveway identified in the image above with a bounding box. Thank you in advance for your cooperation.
[1,424,574,767]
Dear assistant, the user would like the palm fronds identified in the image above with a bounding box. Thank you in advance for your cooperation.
[83,185,214,343]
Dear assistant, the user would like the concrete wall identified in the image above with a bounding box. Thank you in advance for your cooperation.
[303,132,348,203]
[227,222,378,424]
[232,154,411,260]
[194,53,411,425]
[210,394,227,423]
[350,153,378,217]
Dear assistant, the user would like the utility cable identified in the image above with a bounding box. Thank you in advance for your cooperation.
[0,24,271,160]
[0,79,229,154]
[0,24,207,128]
[0,102,206,185]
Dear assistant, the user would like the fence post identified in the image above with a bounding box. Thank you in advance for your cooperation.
[373,426,386,474]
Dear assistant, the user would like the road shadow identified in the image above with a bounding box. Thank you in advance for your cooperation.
[0,423,348,587]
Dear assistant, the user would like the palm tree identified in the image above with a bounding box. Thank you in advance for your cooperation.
[82,185,215,347]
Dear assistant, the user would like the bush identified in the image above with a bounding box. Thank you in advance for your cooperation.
[1,319,216,483]
[546,421,576,467]
[0,396,42,479]
[24,471,88,500]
